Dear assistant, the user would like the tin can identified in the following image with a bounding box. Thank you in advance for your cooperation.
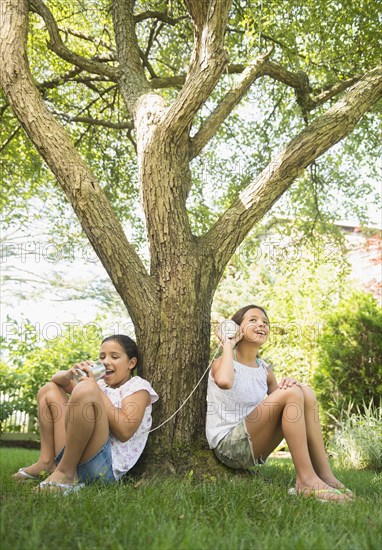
[73,361,106,385]
[219,320,240,340]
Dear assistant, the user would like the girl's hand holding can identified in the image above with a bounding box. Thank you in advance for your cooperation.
[72,361,94,384]
[72,361,106,385]
[216,320,243,347]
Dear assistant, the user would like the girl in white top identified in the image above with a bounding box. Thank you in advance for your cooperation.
[207,304,353,503]
[12,334,158,494]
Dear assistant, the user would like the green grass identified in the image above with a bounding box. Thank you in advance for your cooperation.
[1,448,381,550]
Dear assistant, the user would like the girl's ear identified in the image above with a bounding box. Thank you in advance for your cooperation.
[128,357,138,371]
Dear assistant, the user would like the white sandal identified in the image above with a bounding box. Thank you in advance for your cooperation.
[38,480,85,495]
[13,468,40,481]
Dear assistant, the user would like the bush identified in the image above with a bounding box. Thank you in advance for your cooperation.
[315,291,382,415]
[1,320,103,427]
[328,400,382,471]
[0,362,28,432]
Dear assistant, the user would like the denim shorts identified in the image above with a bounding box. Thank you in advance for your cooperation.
[55,438,116,484]
[213,420,266,470]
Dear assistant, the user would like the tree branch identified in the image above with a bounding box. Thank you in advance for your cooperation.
[58,26,116,54]
[184,0,210,29]
[261,61,312,109]
[0,125,21,152]
[134,10,188,26]
[37,67,84,90]
[202,64,382,279]
[162,0,232,139]
[29,0,120,81]
[0,103,9,119]
[139,47,158,80]
[58,83,117,121]
[0,0,157,328]
[143,20,165,77]
[260,62,362,112]
[148,62,305,90]
[261,60,307,88]
[190,48,273,159]
[56,114,133,130]
[310,75,363,109]
[112,0,151,117]
[149,60,363,114]
[149,75,186,89]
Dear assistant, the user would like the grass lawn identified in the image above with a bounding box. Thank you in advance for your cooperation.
[1,447,381,550]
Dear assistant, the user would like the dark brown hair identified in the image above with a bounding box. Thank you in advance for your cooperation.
[231,304,269,326]
[101,334,142,376]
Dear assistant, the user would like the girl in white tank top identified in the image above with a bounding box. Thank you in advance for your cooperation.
[207,304,353,503]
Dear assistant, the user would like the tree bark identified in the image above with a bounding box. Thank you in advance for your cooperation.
[140,265,215,460]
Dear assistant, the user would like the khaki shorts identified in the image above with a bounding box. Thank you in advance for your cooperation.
[213,420,266,470]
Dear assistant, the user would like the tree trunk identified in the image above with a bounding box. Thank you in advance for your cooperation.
[133,231,217,463]
[140,289,213,462]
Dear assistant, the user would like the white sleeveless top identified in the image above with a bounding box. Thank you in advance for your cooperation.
[98,376,159,480]
[205,357,268,449]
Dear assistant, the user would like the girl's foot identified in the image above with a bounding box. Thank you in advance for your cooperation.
[42,468,79,486]
[294,477,352,502]
[12,461,56,481]
[306,488,350,503]
[34,469,80,494]
[320,476,354,498]
[37,480,85,495]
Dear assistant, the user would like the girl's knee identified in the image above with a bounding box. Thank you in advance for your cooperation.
[284,385,319,412]
[70,382,99,402]
[283,384,304,402]
[300,384,317,407]
[37,381,62,400]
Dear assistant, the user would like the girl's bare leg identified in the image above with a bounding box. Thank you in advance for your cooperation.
[44,382,109,484]
[245,385,348,501]
[13,382,68,479]
[300,385,350,492]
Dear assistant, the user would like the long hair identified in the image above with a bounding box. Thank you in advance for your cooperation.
[101,334,142,376]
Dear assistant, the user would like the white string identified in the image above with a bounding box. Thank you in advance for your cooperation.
[146,345,221,434]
